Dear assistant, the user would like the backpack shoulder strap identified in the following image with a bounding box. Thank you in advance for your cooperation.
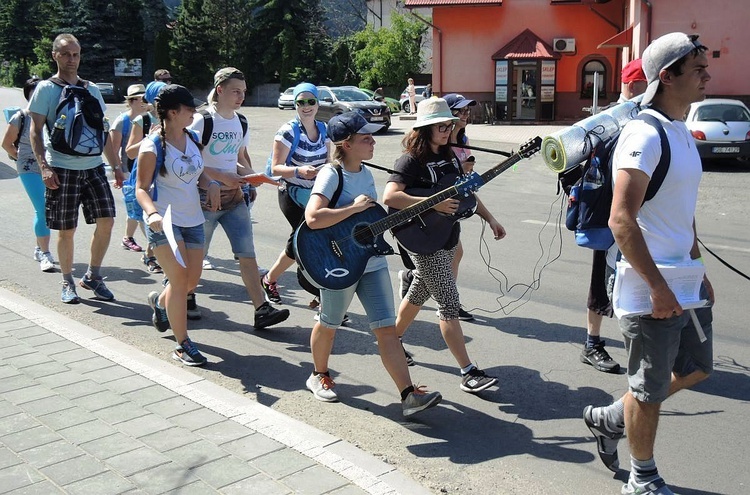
[316,120,327,142]
[328,165,345,209]
[186,129,201,148]
[120,114,131,141]
[198,109,213,146]
[636,113,671,202]
[287,119,302,165]
[238,113,248,138]
[12,110,26,148]
[142,114,151,136]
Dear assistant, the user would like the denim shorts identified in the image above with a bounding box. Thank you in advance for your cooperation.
[318,267,396,330]
[618,284,714,403]
[147,223,205,251]
[202,201,256,258]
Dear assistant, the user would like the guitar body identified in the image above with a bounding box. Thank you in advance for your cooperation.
[294,204,394,290]
[390,174,478,255]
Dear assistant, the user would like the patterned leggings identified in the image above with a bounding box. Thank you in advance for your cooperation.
[406,246,461,321]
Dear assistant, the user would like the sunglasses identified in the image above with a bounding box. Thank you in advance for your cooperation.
[436,123,455,132]
[158,78,172,83]
[295,98,318,107]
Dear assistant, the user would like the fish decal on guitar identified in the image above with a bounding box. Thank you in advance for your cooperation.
[294,137,541,290]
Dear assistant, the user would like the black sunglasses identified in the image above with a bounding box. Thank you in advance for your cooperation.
[295,98,318,107]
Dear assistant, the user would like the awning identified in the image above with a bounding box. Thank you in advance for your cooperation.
[598,25,633,49]
[405,0,502,6]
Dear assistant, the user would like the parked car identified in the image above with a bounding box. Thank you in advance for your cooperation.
[358,88,401,114]
[277,87,295,109]
[95,82,123,103]
[399,85,427,113]
[316,86,391,131]
[686,98,750,163]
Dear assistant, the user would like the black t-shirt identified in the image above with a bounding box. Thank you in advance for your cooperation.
[388,151,462,251]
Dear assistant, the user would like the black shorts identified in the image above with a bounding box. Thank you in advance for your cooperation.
[587,249,613,317]
[45,165,116,231]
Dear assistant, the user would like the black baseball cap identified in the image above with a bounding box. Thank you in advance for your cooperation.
[154,84,204,109]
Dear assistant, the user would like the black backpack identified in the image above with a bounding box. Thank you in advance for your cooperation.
[563,112,671,250]
[198,109,247,146]
[48,77,108,156]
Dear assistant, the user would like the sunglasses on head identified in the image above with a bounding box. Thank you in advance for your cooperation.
[295,98,318,107]
[436,123,455,132]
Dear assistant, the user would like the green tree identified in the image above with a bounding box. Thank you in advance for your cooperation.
[0,0,59,84]
[168,0,215,89]
[350,13,426,89]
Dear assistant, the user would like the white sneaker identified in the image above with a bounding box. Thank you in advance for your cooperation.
[202,258,214,270]
[306,373,338,402]
[33,246,43,262]
[39,252,55,272]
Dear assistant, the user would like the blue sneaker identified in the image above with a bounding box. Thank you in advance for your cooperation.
[147,291,170,332]
[60,281,80,304]
[79,275,114,301]
[172,338,207,367]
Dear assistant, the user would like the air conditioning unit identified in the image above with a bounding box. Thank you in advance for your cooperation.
[553,38,576,53]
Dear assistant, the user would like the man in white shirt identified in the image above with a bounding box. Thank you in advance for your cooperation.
[583,33,715,495]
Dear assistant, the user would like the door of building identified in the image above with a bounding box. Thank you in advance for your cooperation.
[512,62,536,121]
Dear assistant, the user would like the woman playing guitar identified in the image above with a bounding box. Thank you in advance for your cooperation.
[303,112,442,418]
[383,97,506,393]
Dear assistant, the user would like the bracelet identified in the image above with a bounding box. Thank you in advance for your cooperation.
[208,180,221,187]
[293,167,300,179]
[147,211,159,219]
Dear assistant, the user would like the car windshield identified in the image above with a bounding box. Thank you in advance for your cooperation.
[283,88,293,95]
[695,104,750,122]
[331,88,370,102]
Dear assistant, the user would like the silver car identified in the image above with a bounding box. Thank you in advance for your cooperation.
[686,98,750,162]
[277,87,295,110]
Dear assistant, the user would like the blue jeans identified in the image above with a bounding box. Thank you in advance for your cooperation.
[147,224,204,251]
[319,267,396,330]
[202,202,256,258]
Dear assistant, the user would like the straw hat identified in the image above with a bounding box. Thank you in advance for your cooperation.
[413,97,458,128]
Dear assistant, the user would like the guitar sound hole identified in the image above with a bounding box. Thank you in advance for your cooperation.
[353,225,374,246]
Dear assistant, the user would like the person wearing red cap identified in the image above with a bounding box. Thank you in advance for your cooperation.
[620,58,648,102]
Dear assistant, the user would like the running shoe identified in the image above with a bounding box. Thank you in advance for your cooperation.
[254,302,290,330]
[172,338,207,367]
[400,339,415,366]
[458,307,475,321]
[147,291,170,332]
[306,373,338,402]
[202,258,214,270]
[121,236,143,252]
[39,252,55,272]
[583,404,624,472]
[33,246,43,262]
[621,477,674,495]
[402,386,442,417]
[581,341,621,373]
[61,281,80,304]
[398,269,413,299]
[186,293,202,320]
[460,367,498,393]
[79,275,114,301]
[260,274,282,304]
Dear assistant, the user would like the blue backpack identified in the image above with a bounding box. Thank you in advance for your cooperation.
[265,119,327,176]
[48,77,108,157]
[564,112,671,250]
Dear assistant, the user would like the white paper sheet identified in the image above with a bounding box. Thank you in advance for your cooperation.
[162,205,186,268]
[612,259,709,318]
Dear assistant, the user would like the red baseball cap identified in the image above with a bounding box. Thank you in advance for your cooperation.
[621,59,647,83]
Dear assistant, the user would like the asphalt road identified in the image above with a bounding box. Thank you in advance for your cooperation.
[1,86,748,494]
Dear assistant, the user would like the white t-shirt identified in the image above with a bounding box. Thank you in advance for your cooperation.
[139,136,205,228]
[607,109,702,266]
[312,164,388,274]
[189,107,250,174]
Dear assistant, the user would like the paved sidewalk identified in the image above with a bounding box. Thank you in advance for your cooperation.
[0,288,431,495]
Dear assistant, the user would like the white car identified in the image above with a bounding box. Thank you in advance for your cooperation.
[277,87,295,110]
[686,98,750,162]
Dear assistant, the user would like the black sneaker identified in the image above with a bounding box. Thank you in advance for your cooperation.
[172,338,207,367]
[186,293,202,320]
[400,338,414,366]
[254,302,290,330]
[398,269,413,299]
[261,274,282,304]
[147,291,170,332]
[458,307,474,321]
[460,367,497,393]
[580,341,621,373]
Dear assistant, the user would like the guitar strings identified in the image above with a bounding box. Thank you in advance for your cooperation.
[470,192,567,316]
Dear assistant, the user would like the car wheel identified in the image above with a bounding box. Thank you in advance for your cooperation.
[402,102,410,113]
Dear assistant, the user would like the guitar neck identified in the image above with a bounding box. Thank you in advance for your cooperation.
[479,152,522,184]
